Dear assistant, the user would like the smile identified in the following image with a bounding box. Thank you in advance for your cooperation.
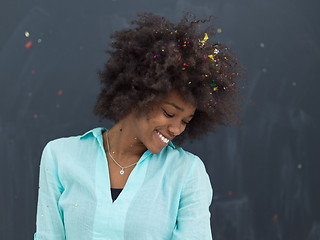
[155,130,170,144]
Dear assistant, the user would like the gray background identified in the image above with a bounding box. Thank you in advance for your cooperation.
[1,0,320,239]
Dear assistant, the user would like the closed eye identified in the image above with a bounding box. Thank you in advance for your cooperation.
[163,109,190,125]
[163,109,173,118]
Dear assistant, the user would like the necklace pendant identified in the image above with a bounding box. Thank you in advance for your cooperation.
[120,169,124,175]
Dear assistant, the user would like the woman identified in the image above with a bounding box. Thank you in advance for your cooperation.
[34,12,243,240]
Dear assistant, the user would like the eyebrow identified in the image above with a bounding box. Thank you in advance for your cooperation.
[165,102,194,117]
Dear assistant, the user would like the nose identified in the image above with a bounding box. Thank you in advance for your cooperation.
[168,122,186,138]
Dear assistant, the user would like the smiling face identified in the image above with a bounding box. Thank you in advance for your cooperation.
[131,89,196,154]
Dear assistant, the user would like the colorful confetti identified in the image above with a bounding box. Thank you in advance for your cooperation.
[217,28,222,33]
[25,31,30,37]
[57,90,63,95]
[33,114,38,119]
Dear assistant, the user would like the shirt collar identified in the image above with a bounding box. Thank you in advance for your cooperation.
[80,127,106,140]
[80,127,176,149]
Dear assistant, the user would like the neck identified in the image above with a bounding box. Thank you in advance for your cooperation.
[103,114,147,164]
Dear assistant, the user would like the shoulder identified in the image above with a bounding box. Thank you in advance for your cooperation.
[160,144,205,173]
[163,143,200,161]
[45,135,81,153]
[43,127,105,155]
[159,144,213,198]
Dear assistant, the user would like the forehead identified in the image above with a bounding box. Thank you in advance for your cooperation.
[161,90,196,112]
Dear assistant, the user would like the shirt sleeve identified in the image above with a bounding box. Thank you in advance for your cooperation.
[171,156,213,240]
[34,142,66,240]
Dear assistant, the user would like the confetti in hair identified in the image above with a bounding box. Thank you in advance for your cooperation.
[208,55,215,61]
[199,33,209,45]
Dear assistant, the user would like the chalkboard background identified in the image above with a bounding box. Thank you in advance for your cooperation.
[1,0,319,239]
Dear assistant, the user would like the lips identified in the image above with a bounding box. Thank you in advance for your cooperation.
[155,130,170,144]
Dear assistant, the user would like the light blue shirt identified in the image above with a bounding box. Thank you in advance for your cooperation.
[34,127,213,239]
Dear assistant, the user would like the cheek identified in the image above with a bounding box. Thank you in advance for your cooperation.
[146,111,166,125]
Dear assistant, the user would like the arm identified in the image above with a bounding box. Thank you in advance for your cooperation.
[34,142,66,240]
[171,156,213,240]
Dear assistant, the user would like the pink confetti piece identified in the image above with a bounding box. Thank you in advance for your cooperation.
[25,41,32,49]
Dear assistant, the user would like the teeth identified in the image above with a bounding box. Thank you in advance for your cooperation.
[156,130,169,144]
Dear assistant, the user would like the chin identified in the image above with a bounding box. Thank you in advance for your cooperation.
[147,146,163,155]
[146,141,166,154]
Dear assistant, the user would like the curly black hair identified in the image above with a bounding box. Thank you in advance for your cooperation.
[94,12,244,144]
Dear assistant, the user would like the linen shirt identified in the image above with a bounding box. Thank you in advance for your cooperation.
[34,127,213,240]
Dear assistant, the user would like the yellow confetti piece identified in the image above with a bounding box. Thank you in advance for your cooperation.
[41,214,44,217]
[224,57,228,60]
[200,33,209,45]
[162,49,164,51]
[208,55,214,61]
[75,204,78,206]
[217,28,222,33]
[213,87,218,91]
[25,31,30,37]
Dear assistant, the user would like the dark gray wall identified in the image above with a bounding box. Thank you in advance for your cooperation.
[1,0,319,239]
